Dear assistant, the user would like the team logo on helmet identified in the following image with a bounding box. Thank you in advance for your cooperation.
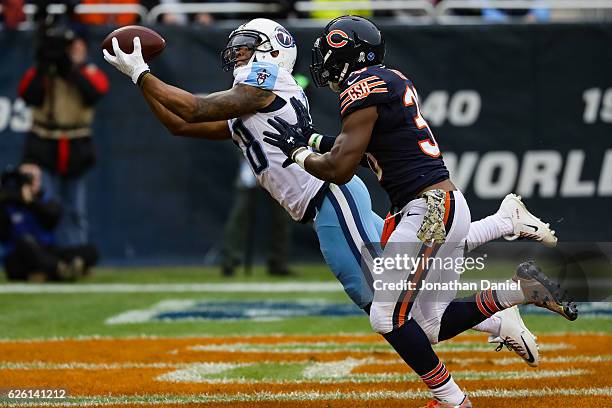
[275,26,295,48]
[326,29,349,48]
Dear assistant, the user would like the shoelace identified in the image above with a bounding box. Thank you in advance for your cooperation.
[495,338,526,357]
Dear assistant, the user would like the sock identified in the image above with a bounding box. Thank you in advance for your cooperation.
[465,213,513,252]
[382,319,465,405]
[438,293,491,341]
[472,315,501,337]
[439,289,523,342]
[421,362,466,405]
[493,285,526,308]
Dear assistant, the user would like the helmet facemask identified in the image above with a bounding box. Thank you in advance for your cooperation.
[221,29,273,72]
[310,37,352,91]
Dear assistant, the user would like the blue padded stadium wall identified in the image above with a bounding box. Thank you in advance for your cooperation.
[0,23,610,264]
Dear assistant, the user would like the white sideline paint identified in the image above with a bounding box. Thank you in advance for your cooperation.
[0,282,344,294]
[104,298,358,325]
[3,387,609,406]
[105,300,197,324]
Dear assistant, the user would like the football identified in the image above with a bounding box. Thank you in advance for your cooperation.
[101,25,166,62]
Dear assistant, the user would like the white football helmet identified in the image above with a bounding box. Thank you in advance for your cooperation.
[221,18,297,74]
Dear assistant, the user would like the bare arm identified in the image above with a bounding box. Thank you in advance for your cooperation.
[141,86,231,140]
[140,74,275,123]
[304,106,378,184]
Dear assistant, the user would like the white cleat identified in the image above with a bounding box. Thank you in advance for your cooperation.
[421,396,472,408]
[488,306,539,367]
[498,193,557,247]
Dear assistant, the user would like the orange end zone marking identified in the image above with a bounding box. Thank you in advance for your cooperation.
[0,334,609,406]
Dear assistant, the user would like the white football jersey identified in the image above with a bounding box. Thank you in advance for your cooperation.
[228,61,325,221]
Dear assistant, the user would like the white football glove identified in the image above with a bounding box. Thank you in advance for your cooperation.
[103,37,150,84]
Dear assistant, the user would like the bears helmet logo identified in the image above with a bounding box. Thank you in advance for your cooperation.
[326,29,349,48]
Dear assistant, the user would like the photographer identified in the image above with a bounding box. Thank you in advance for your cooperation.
[0,164,98,282]
[17,15,108,246]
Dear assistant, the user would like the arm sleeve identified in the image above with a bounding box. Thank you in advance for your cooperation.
[71,64,110,106]
[18,67,46,106]
[339,73,390,119]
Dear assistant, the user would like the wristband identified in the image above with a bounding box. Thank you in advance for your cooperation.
[308,133,323,151]
[136,70,151,86]
[291,147,313,170]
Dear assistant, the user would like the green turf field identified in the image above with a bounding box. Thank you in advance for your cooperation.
[1,265,609,340]
[1,264,610,408]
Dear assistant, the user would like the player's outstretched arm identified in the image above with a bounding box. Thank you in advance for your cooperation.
[141,87,231,140]
[140,76,275,123]
[304,107,377,183]
[103,37,275,123]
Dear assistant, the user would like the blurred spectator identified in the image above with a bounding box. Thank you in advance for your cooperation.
[220,158,293,277]
[141,0,295,25]
[77,0,141,25]
[1,0,26,30]
[18,21,108,246]
[0,164,98,282]
[141,0,188,25]
[482,4,550,22]
[433,0,550,21]
[309,0,372,19]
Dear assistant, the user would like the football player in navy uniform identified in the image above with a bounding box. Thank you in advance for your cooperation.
[264,16,577,407]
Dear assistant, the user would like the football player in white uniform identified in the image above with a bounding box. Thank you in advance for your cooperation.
[103,18,558,370]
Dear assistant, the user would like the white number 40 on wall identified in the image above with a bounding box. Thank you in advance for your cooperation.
[583,88,612,124]
[0,97,31,133]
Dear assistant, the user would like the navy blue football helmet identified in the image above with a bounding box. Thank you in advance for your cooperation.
[310,15,385,88]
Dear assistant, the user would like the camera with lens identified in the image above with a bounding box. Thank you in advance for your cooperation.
[34,0,79,73]
[37,23,75,67]
[36,19,75,73]
[1,168,33,198]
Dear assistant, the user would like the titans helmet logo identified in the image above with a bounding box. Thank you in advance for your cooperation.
[275,26,295,48]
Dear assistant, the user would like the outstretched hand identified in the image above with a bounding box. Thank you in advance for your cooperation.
[103,37,150,84]
[289,96,317,139]
[263,116,308,168]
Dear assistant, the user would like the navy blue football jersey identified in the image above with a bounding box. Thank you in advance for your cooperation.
[339,65,449,209]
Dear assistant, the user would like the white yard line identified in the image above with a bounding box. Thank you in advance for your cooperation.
[0,282,344,294]
[187,340,572,353]
[303,358,365,379]
[2,355,609,371]
[1,331,607,343]
[0,387,610,406]
[156,368,588,384]
[447,354,612,366]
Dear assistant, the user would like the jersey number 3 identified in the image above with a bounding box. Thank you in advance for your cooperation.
[403,85,441,158]
[233,119,269,175]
